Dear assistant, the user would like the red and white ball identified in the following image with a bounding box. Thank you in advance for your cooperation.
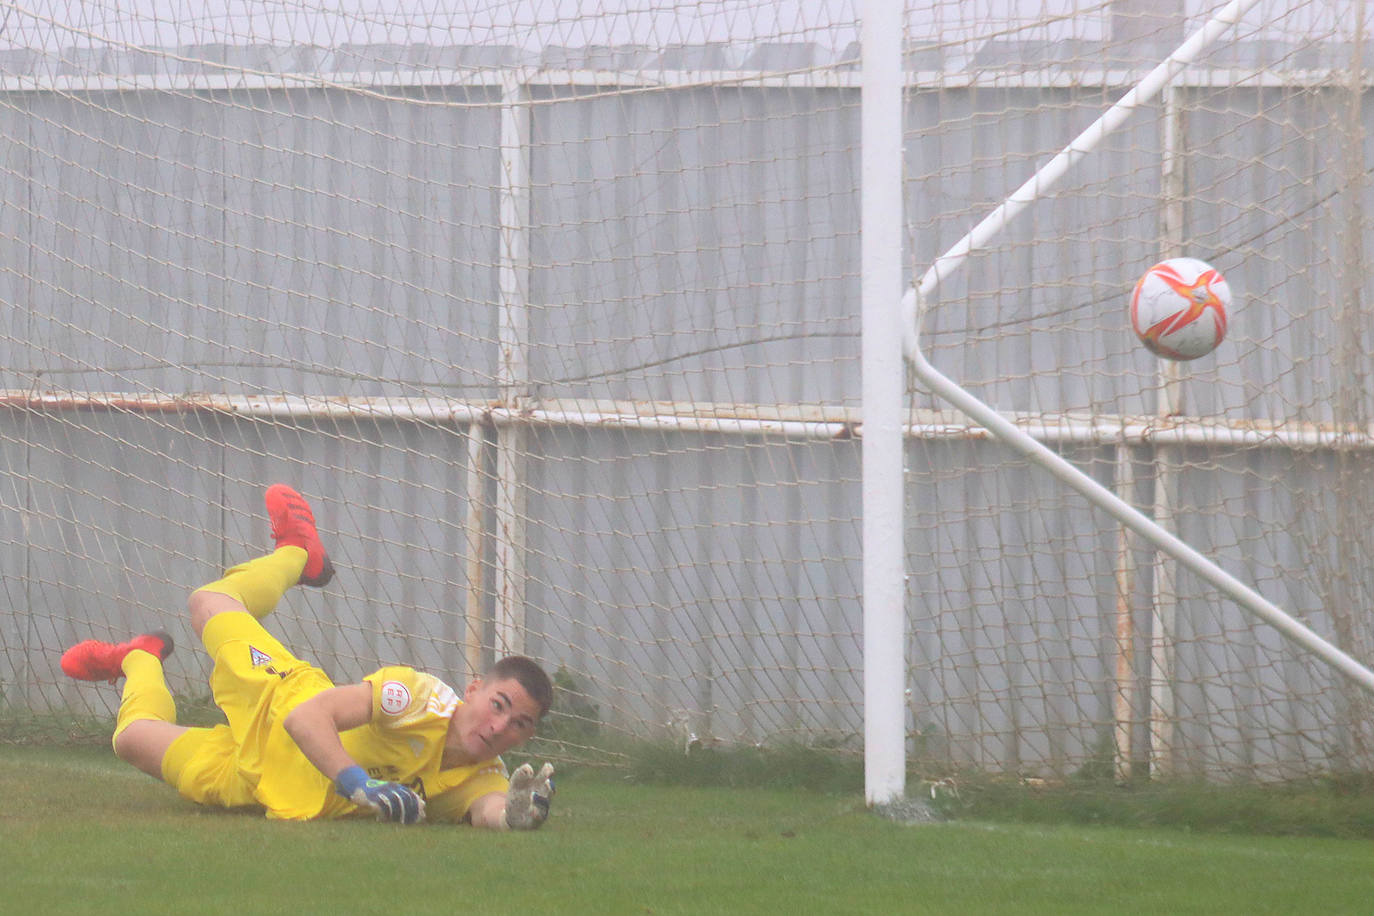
[1130,257,1231,361]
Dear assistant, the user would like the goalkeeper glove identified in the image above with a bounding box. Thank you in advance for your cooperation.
[502,762,555,830]
[335,765,426,825]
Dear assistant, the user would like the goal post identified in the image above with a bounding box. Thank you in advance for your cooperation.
[861,0,908,807]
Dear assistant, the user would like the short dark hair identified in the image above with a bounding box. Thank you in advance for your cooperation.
[487,655,554,719]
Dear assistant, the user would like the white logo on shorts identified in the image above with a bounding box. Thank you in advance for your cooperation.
[380,681,411,715]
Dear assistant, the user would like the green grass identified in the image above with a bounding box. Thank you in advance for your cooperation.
[4,745,1374,915]
[945,771,1374,839]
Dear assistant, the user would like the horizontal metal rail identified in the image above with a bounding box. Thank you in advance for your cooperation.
[3,390,1374,449]
[0,67,1366,96]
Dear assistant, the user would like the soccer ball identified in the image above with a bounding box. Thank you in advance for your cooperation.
[1130,257,1231,361]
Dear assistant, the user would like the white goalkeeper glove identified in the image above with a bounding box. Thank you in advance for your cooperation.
[502,762,555,830]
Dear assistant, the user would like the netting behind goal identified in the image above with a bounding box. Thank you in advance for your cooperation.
[1,0,1372,781]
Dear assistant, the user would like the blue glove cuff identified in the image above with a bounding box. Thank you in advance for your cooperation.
[335,765,370,798]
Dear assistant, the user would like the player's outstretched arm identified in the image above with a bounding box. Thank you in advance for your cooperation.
[282,683,426,825]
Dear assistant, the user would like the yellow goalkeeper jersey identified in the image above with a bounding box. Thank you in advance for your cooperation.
[254,665,509,821]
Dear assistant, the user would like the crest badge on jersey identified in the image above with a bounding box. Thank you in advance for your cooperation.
[380,680,411,715]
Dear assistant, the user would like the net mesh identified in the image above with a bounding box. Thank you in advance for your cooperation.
[1,0,1371,779]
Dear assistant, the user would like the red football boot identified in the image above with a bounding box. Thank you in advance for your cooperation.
[264,484,336,587]
[60,631,174,682]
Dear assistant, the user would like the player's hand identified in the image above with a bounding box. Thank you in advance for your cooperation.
[335,765,426,825]
[502,762,555,830]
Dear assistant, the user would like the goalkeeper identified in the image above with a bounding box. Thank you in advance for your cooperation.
[59,484,555,829]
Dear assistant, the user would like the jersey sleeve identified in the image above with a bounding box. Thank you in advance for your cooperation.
[364,665,454,727]
[423,760,510,823]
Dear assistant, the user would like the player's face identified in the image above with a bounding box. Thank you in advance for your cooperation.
[454,676,541,760]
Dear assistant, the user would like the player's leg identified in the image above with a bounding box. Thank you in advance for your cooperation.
[188,483,334,638]
[160,610,335,813]
[189,486,338,741]
[59,632,185,779]
[111,647,191,778]
[199,608,331,725]
[188,553,306,637]
[60,485,335,787]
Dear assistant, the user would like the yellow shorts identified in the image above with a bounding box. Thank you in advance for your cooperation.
[161,611,335,809]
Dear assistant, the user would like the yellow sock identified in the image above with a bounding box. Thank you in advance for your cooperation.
[112,650,176,747]
[194,547,307,620]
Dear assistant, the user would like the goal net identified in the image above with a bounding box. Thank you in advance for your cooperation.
[1,0,1371,783]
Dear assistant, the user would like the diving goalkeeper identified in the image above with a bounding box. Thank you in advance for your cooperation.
[59,484,555,829]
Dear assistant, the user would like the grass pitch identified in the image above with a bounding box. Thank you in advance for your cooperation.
[4,744,1373,915]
